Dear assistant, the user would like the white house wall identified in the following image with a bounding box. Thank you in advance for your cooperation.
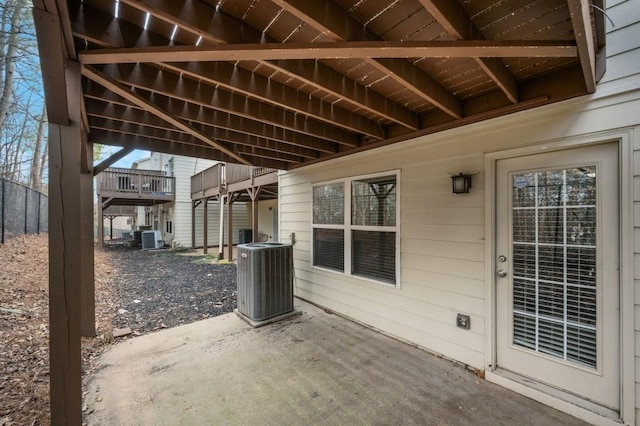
[192,200,252,248]
[258,199,278,242]
[279,0,640,421]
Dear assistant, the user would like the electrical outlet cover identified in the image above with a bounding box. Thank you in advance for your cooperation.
[456,313,471,330]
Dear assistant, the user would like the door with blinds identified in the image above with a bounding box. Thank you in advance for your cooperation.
[495,143,619,411]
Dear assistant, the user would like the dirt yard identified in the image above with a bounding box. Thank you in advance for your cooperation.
[0,234,237,425]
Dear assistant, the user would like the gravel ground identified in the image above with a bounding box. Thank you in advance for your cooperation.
[105,245,238,335]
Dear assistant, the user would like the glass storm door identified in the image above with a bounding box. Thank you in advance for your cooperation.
[495,143,619,411]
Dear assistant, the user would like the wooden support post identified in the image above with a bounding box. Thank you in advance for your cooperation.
[97,196,104,249]
[227,194,233,260]
[49,60,83,425]
[191,201,196,249]
[203,198,208,254]
[218,195,225,260]
[248,187,262,243]
[80,135,95,337]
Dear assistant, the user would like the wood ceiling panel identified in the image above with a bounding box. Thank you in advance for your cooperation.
[363,0,425,36]
[378,8,442,41]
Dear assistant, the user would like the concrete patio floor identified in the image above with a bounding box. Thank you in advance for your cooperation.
[84,300,586,425]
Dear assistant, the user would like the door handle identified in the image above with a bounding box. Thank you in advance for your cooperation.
[497,269,508,278]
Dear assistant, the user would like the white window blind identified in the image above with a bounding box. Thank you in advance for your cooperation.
[312,172,399,286]
[511,166,597,368]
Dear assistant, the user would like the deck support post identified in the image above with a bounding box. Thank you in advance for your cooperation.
[48,60,83,425]
[80,135,95,337]
[203,197,208,254]
[191,201,196,249]
[248,187,262,243]
[227,193,233,260]
[218,195,225,260]
[97,197,104,249]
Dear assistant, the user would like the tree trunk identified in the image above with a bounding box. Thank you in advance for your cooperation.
[30,104,46,189]
[38,134,48,192]
[0,0,25,133]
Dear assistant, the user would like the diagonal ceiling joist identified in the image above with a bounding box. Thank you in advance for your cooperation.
[110,0,418,129]
[82,84,340,154]
[94,62,366,145]
[71,4,382,141]
[89,128,292,170]
[270,0,462,119]
[91,119,306,164]
[86,104,321,160]
[82,65,252,165]
[417,0,519,103]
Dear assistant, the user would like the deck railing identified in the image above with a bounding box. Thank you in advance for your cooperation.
[191,163,224,195]
[191,163,277,196]
[98,168,175,196]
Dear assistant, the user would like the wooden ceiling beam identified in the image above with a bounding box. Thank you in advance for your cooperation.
[97,0,416,130]
[90,120,305,164]
[79,41,577,64]
[88,128,292,170]
[158,61,389,136]
[272,0,461,119]
[72,4,385,139]
[93,146,135,176]
[567,0,596,92]
[86,107,321,160]
[83,85,339,154]
[95,62,364,145]
[417,0,519,103]
[82,65,251,165]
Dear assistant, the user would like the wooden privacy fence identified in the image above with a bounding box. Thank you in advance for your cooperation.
[0,178,48,243]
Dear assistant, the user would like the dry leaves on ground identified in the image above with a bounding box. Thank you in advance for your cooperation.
[0,234,118,426]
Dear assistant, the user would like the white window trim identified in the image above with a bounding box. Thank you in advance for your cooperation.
[311,170,401,288]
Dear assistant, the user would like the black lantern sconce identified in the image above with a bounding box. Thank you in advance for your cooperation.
[451,173,473,194]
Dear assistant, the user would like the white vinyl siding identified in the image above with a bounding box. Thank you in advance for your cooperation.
[280,0,640,383]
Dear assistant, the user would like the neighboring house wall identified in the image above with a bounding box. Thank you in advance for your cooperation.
[279,1,640,423]
[192,200,252,248]
[143,153,253,248]
[258,199,278,242]
[101,216,132,238]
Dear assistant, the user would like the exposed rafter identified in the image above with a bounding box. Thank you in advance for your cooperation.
[110,0,418,129]
[82,86,340,154]
[271,0,463,118]
[93,146,135,176]
[70,4,383,140]
[417,0,519,103]
[82,65,252,165]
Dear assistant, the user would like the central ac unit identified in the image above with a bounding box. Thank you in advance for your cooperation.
[141,230,163,250]
[237,243,293,321]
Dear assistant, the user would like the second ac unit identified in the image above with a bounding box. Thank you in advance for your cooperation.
[141,230,163,250]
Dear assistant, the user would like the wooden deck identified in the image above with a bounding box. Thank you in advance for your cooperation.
[191,163,278,202]
[98,168,176,208]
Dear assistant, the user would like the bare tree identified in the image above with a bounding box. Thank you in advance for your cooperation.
[29,104,46,190]
[0,0,25,133]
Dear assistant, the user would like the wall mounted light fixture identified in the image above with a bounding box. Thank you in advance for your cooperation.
[451,173,473,194]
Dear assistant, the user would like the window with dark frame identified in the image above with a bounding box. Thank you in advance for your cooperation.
[312,172,399,286]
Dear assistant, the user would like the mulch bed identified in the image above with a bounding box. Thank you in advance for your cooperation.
[105,245,237,334]
[0,235,238,425]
